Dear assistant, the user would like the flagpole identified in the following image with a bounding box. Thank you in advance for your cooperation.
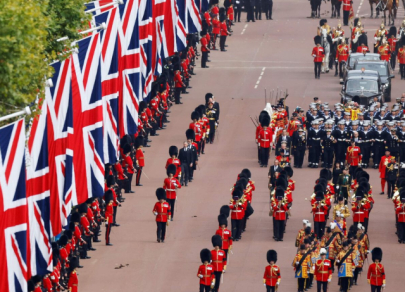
[85,0,124,14]
[0,107,31,123]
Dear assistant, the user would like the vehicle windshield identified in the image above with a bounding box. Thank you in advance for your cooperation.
[354,63,387,76]
[346,79,379,95]
[349,55,380,66]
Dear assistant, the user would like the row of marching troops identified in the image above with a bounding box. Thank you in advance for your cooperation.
[289,167,387,292]
[312,18,405,79]
[197,168,256,292]
[153,93,220,243]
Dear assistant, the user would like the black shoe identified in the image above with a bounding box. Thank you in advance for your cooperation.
[85,256,91,259]
[144,144,151,147]
[380,192,384,195]
[157,239,161,243]
[106,243,113,246]
[179,102,183,104]
[128,190,135,193]
[78,265,84,268]
[202,66,210,68]
[235,238,239,241]
[188,86,192,89]
[183,91,189,94]
[154,134,160,136]
[161,240,164,243]
[89,248,96,251]
[181,183,184,186]
[201,152,205,154]
[207,60,211,62]
[113,223,120,227]
[269,18,273,20]
[221,49,227,52]
[136,184,143,187]
[185,184,188,186]
[93,239,101,243]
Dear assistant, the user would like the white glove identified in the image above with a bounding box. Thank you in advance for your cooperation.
[276,282,279,286]
[327,279,331,283]
[312,54,316,57]
[154,212,158,216]
[382,284,386,288]
[238,202,242,205]
[336,260,340,263]
[374,37,378,41]
[263,283,266,287]
[198,274,203,279]
[312,266,315,271]
[296,262,299,265]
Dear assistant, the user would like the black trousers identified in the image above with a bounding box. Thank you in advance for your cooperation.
[298,278,306,292]
[208,120,216,142]
[220,35,227,51]
[255,5,262,19]
[265,0,273,19]
[136,166,142,185]
[387,180,395,198]
[400,64,405,78]
[314,62,322,78]
[353,267,361,283]
[174,87,182,104]
[340,277,350,292]
[231,218,242,239]
[317,281,328,292]
[335,2,342,16]
[113,206,118,224]
[247,6,255,21]
[362,146,371,166]
[390,53,396,69]
[260,147,270,166]
[201,51,208,68]
[323,148,334,167]
[295,147,305,167]
[314,221,326,239]
[398,222,405,241]
[213,271,222,292]
[266,285,276,292]
[105,223,112,244]
[156,221,167,241]
[124,173,133,192]
[310,146,321,164]
[235,5,242,21]
[364,217,369,233]
[199,284,211,292]
[338,61,344,78]
[167,198,175,219]
[373,143,384,165]
[343,10,349,25]
[371,285,382,292]
[180,163,189,185]
[274,219,285,240]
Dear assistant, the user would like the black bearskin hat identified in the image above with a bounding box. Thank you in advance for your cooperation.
[167,164,177,176]
[276,177,288,190]
[156,188,166,201]
[28,280,35,292]
[267,250,277,264]
[314,35,322,45]
[135,136,144,148]
[389,26,397,37]
[305,227,311,235]
[64,229,73,240]
[31,275,42,285]
[275,186,285,199]
[354,167,364,179]
[355,187,365,199]
[123,143,131,155]
[232,186,243,199]
[70,212,81,223]
[220,205,230,218]
[237,177,248,189]
[259,110,270,123]
[320,168,329,180]
[58,235,68,247]
[186,129,195,140]
[200,248,212,263]
[319,19,327,26]
[205,93,213,104]
[358,33,368,47]
[241,168,251,179]
[107,175,115,187]
[354,18,360,27]
[211,234,222,248]
[210,0,219,5]
[191,111,199,121]
[315,191,324,201]
[70,256,80,270]
[261,116,270,127]
[169,145,178,157]
[78,203,88,214]
[139,101,147,112]
[358,171,370,182]
[104,189,113,203]
[284,166,293,178]
[372,247,383,262]
[218,214,228,227]
[314,184,324,193]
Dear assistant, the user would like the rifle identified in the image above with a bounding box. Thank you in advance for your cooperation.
[249,116,258,127]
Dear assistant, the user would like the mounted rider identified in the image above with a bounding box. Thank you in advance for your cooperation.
[398,20,405,39]
[374,22,388,53]
[351,18,364,53]
[356,33,369,54]
[378,36,391,62]
[318,19,333,73]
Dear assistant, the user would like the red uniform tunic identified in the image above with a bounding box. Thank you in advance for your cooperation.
[122,154,135,174]
[287,120,301,136]
[165,158,181,178]
[388,37,398,53]
[215,228,233,250]
[227,7,234,21]
[263,264,281,286]
[173,70,183,88]
[201,36,209,52]
[379,155,394,179]
[67,271,78,292]
[204,11,211,26]
[255,124,262,143]
[346,146,361,166]
[80,215,91,236]
[367,263,386,286]
[197,264,215,286]
[288,179,295,191]
[396,203,405,222]
[163,177,181,199]
[211,249,225,272]
[212,19,221,34]
[312,204,328,222]
[153,201,171,222]
[352,201,371,222]
[212,6,219,15]
[314,259,332,281]
[42,275,52,292]
[271,199,288,220]
[258,127,273,148]
[114,162,126,180]
[220,22,228,36]
[398,47,405,64]
[336,44,349,62]
[181,60,189,79]
[312,46,325,62]
[343,0,351,11]
[135,148,144,167]
[378,44,391,61]
[105,202,113,223]
[356,45,369,53]
[189,122,202,142]
[229,201,246,220]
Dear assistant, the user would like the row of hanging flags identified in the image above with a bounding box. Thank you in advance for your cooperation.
[0,0,206,291]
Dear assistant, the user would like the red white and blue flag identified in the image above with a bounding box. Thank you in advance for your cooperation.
[0,118,28,292]
[177,0,202,34]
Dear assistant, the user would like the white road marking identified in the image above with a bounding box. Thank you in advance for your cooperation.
[356,0,365,17]
[254,67,267,89]
[241,24,248,35]
[254,85,258,89]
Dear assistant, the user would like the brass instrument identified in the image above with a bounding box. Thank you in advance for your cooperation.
[312,199,326,208]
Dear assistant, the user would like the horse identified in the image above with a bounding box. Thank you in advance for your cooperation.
[311,0,323,18]
[320,28,332,72]
[331,0,342,18]
[376,0,398,25]
[369,0,381,18]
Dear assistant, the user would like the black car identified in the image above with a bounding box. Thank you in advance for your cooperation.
[352,60,394,101]
[341,72,383,106]
[340,53,380,84]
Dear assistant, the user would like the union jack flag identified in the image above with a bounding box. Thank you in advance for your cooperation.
[26,98,52,276]
[139,0,154,100]
[71,32,105,202]
[177,0,202,34]
[0,119,28,292]
[96,8,121,163]
[85,0,117,15]
[117,0,140,132]
[46,59,75,236]
[173,0,187,52]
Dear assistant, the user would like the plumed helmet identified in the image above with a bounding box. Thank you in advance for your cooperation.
[218,214,228,227]
[200,248,212,263]
[320,19,327,26]
[104,190,113,203]
[156,188,166,201]
[205,93,213,104]
[139,101,147,112]
[389,26,397,37]
[107,175,115,187]
[169,145,178,157]
[314,35,322,45]
[315,191,324,201]
[70,256,80,270]
[259,110,270,123]
[186,129,195,140]
[78,203,88,214]
[267,250,277,264]
[241,168,251,179]
[354,17,360,27]
[191,111,199,121]
[70,212,81,223]
[58,235,68,247]
[232,186,243,199]
[211,234,222,248]
[320,248,327,255]
[135,136,144,148]
[284,166,293,178]
[220,205,230,218]
[261,116,270,127]
[167,164,177,176]
[372,247,383,262]
[275,186,285,199]
[123,143,132,155]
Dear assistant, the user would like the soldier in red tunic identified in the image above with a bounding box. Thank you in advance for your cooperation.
[104,190,114,246]
[67,257,79,292]
[163,164,181,220]
[166,145,181,178]
[314,248,332,292]
[398,38,405,79]
[312,36,325,79]
[378,150,394,195]
[367,247,386,292]
[263,250,281,292]
[346,140,362,175]
[335,38,349,79]
[135,136,144,186]
[216,214,233,271]
[197,249,215,292]
[271,186,289,241]
[352,187,371,227]
[211,235,225,292]
[153,188,171,243]
[378,37,391,62]
[258,115,273,168]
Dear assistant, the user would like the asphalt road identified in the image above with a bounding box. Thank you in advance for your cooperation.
[78,2,405,291]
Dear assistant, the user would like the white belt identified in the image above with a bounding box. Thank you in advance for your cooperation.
[313,138,321,140]
[399,212,405,215]
[232,210,242,212]
[338,139,345,141]
[262,139,269,141]
[343,3,351,6]
[355,212,364,214]
[375,139,384,142]
[315,212,324,215]
[166,189,176,191]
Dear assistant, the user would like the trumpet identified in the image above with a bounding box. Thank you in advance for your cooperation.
[312,200,326,208]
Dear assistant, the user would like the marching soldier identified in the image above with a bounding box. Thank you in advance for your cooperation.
[135,136,145,186]
[312,36,325,79]
[153,188,171,243]
[388,27,398,70]
[197,249,215,292]
[342,0,351,26]
[385,156,398,199]
[396,190,405,243]
[378,37,391,62]
[352,188,371,228]
[258,115,273,168]
[293,128,306,168]
[374,23,388,53]
[166,146,181,178]
[379,149,394,195]
[312,191,328,239]
[230,187,246,241]
[398,39,405,80]
[211,235,225,292]
[356,33,369,53]
[271,187,290,241]
[296,220,310,247]
[215,214,233,271]
[314,248,332,292]
[263,250,281,292]
[335,38,349,80]
[346,140,362,176]
[292,244,311,292]
[367,247,386,292]
[320,225,342,272]
[336,167,352,204]
[335,241,356,292]
[163,164,181,220]
[206,100,218,144]
[104,190,114,246]
[360,121,374,168]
